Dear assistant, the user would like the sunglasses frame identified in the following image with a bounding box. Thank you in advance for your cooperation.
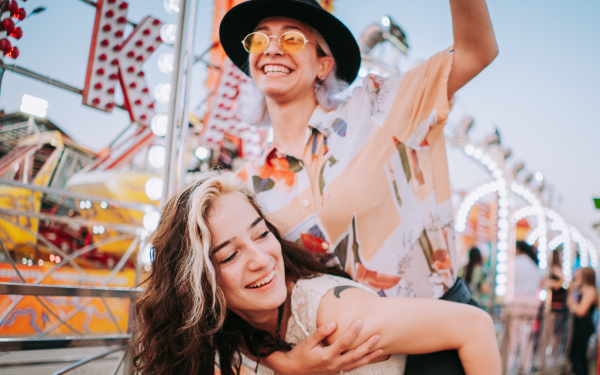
[241,31,319,54]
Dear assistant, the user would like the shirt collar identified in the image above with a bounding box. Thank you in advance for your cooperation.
[258,107,338,166]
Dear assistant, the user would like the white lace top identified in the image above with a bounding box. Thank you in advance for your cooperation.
[243,274,406,374]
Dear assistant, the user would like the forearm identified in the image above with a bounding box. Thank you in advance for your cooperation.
[319,293,501,375]
[456,311,501,375]
[449,0,497,60]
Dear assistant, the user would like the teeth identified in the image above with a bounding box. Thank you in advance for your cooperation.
[248,270,276,288]
[263,65,290,74]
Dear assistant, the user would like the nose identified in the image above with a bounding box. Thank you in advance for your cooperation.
[263,35,284,56]
[246,242,271,271]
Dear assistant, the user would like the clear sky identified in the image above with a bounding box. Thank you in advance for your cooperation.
[2,0,599,250]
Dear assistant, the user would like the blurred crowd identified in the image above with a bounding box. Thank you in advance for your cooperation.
[460,243,598,374]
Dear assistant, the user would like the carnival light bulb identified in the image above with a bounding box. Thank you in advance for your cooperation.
[159,23,176,45]
[157,53,174,73]
[8,1,18,14]
[14,8,26,21]
[0,39,11,54]
[163,0,180,15]
[147,145,166,168]
[1,19,15,33]
[6,46,19,59]
[154,83,171,104]
[150,114,168,137]
[145,177,163,201]
[9,27,23,40]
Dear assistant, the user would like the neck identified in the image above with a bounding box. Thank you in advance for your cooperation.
[235,307,280,337]
[266,93,317,158]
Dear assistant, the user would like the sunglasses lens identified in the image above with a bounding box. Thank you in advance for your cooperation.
[244,33,269,53]
[280,32,306,53]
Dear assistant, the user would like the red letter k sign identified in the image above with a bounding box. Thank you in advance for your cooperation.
[82,0,163,126]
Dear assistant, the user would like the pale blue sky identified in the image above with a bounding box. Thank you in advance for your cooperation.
[2,0,599,249]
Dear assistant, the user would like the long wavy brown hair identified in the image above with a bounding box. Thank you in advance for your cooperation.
[133,171,348,375]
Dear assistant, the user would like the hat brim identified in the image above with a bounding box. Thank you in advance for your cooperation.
[219,0,361,84]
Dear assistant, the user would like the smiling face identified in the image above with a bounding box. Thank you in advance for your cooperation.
[248,17,333,103]
[208,193,287,319]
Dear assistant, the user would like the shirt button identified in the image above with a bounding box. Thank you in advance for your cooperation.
[303,199,310,208]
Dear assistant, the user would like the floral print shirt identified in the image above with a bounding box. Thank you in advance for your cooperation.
[237,49,456,299]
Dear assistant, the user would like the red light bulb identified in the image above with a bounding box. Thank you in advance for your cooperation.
[106,103,115,108]
[127,66,135,73]
[111,58,119,65]
[8,1,18,13]
[156,36,162,43]
[113,45,122,51]
[153,19,161,25]
[96,68,105,75]
[13,8,26,21]
[1,19,15,33]
[105,10,114,18]
[0,39,11,54]
[100,39,109,47]
[135,40,143,47]
[117,17,126,23]
[99,54,107,61]
[115,30,123,37]
[143,29,150,35]
[127,51,135,57]
[147,46,155,52]
[137,71,145,77]
[142,88,149,93]
[103,24,112,32]
[136,55,143,61]
[140,114,147,120]
[148,103,154,108]
[5,46,17,59]
[109,74,118,80]
[92,98,101,104]
[94,83,103,89]
[134,100,142,105]
[107,88,115,94]
[130,82,137,88]
[9,27,22,40]
[119,3,128,9]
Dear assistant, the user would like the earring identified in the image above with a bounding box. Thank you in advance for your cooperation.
[314,76,323,93]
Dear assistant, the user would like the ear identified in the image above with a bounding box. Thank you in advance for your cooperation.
[317,55,335,80]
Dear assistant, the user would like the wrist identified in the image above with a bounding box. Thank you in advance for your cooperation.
[263,351,296,375]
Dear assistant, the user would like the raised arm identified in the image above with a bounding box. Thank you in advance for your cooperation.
[447,0,498,99]
[318,287,501,375]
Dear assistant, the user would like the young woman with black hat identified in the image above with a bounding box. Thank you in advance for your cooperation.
[217,0,498,373]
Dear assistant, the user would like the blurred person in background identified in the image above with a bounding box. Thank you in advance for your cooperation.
[514,241,544,305]
[508,241,545,372]
[549,250,567,310]
[459,247,489,303]
[568,267,598,375]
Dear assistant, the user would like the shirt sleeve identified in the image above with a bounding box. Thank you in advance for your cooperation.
[379,48,454,150]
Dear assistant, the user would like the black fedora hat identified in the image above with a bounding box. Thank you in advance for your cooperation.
[219,0,361,84]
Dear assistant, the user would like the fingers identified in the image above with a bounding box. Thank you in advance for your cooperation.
[327,320,363,354]
[302,321,338,348]
[342,348,384,372]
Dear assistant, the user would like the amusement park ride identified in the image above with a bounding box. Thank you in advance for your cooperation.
[0,0,598,373]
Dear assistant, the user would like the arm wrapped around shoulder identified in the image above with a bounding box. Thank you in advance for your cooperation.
[317,287,500,375]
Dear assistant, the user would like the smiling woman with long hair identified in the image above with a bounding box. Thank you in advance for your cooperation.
[133,171,500,375]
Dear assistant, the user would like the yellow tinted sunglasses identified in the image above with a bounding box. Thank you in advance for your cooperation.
[242,31,320,54]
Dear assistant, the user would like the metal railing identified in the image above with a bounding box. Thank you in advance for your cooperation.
[490,304,574,375]
[0,178,150,374]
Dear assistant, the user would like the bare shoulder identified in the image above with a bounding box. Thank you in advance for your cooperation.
[316,285,379,343]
